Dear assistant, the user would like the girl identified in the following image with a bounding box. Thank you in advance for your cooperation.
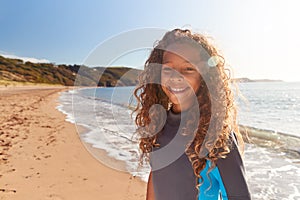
[134,29,251,200]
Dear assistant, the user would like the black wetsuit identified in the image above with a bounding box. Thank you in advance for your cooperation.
[150,110,251,200]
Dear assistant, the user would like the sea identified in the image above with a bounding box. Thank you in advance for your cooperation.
[57,81,300,200]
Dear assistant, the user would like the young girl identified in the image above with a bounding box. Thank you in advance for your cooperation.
[134,29,251,200]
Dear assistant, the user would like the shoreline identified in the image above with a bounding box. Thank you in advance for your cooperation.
[74,124,130,176]
[0,85,146,200]
[57,89,143,180]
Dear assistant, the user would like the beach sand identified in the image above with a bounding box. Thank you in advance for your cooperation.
[0,86,146,200]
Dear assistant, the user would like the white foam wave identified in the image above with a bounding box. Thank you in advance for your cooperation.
[57,89,150,182]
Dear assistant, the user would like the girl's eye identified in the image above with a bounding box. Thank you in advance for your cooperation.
[162,66,172,73]
[184,66,196,72]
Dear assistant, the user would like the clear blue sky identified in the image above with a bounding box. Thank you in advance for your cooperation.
[1,0,300,81]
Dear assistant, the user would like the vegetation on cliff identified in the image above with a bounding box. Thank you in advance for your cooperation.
[0,55,141,86]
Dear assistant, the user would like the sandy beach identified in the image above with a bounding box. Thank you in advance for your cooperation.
[0,86,146,200]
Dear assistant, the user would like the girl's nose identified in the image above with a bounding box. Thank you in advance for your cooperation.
[169,70,183,82]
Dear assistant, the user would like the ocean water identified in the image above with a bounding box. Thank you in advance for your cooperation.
[57,82,300,200]
[238,82,300,137]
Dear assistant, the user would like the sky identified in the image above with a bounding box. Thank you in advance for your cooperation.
[1,0,300,81]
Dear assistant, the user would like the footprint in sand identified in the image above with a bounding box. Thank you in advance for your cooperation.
[4,168,16,173]
[46,194,64,200]
[0,188,17,193]
[44,155,51,159]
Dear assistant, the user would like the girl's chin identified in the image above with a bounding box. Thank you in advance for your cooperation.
[169,98,194,109]
[168,92,194,104]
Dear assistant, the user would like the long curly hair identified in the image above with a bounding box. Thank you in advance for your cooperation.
[133,28,243,195]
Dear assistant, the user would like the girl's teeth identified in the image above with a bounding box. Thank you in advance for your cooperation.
[170,87,185,92]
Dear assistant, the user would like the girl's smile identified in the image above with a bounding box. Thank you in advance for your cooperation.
[167,85,188,93]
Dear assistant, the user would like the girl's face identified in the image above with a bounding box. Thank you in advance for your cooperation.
[161,43,202,113]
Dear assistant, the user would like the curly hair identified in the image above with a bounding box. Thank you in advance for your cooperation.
[133,28,243,196]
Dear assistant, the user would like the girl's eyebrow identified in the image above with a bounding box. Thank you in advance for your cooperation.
[162,60,193,65]
[162,60,172,64]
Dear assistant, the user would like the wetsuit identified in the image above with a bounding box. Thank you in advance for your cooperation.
[150,110,251,200]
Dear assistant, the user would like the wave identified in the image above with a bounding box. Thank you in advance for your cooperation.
[239,125,300,157]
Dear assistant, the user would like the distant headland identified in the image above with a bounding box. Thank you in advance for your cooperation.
[233,77,283,83]
[0,55,283,87]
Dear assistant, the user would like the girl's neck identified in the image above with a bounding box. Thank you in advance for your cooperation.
[167,106,190,125]
[171,105,184,114]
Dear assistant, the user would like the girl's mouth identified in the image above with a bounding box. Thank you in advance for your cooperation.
[168,86,189,94]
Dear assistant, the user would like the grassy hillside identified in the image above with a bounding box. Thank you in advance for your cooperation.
[0,56,141,86]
